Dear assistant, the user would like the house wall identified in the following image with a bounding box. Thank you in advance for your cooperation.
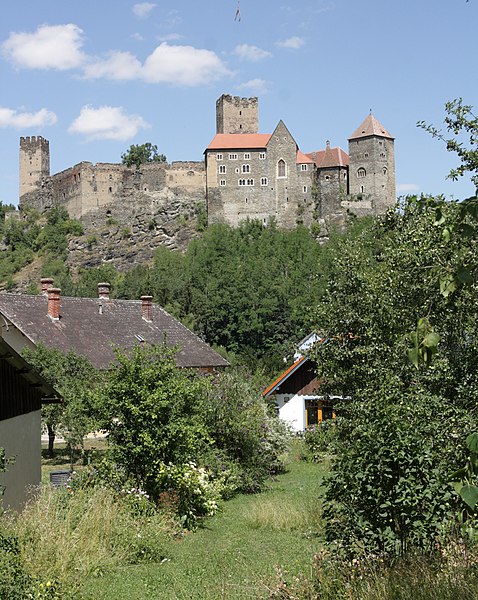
[0,410,41,511]
[276,393,305,432]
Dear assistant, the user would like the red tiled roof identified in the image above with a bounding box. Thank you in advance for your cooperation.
[206,133,271,150]
[349,114,394,140]
[0,294,229,370]
[262,356,307,397]
[296,150,314,164]
[306,146,349,168]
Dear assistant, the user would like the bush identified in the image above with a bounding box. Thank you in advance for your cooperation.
[303,420,337,461]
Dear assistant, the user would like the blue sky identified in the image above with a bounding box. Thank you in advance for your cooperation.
[0,0,476,206]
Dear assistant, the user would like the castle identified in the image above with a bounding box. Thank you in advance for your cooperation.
[19,94,396,232]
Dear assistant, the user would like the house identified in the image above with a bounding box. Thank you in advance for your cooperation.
[263,334,335,432]
[0,279,229,372]
[0,336,61,511]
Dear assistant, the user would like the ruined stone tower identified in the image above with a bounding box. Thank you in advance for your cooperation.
[19,136,50,198]
[216,94,259,134]
[348,114,395,213]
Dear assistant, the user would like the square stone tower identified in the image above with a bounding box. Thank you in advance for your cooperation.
[216,94,259,134]
[348,114,396,213]
[19,136,50,198]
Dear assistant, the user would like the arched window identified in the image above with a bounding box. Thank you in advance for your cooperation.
[357,168,366,178]
[277,159,286,178]
[383,167,388,175]
[242,164,250,173]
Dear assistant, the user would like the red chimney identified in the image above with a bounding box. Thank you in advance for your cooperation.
[98,282,111,299]
[40,278,54,296]
[141,296,153,322]
[47,288,61,320]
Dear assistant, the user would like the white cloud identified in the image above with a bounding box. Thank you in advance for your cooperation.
[83,51,142,81]
[133,3,156,18]
[131,33,144,42]
[276,36,305,49]
[2,24,86,70]
[237,78,270,95]
[233,44,272,62]
[68,106,149,141]
[397,183,420,193]
[0,107,57,129]
[142,43,231,86]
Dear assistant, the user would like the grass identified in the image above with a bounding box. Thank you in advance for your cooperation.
[83,444,327,599]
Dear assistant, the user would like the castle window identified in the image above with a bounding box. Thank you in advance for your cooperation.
[219,165,226,174]
[379,141,383,146]
[217,153,223,160]
[245,198,248,203]
[277,159,287,178]
[220,179,226,186]
[239,124,242,129]
[383,167,388,175]
[303,185,308,193]
[144,187,148,191]
[259,152,266,160]
[109,174,113,180]
[242,164,250,173]
[229,153,238,160]
[300,164,308,171]
[238,179,246,186]
[343,172,347,179]
[364,153,369,158]
[247,178,254,186]
[108,187,113,193]
[360,185,364,193]
[380,152,386,159]
[261,177,268,186]
[239,110,242,116]
[244,153,250,160]
[357,168,366,178]
[324,175,330,180]
[235,168,240,174]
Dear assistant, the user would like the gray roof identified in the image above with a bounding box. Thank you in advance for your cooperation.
[0,294,229,370]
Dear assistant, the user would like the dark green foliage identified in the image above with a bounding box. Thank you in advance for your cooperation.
[97,344,213,499]
[312,198,478,556]
[22,345,101,458]
[303,420,337,461]
[121,143,167,169]
[0,523,34,600]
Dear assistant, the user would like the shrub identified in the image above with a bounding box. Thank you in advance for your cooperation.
[303,420,337,461]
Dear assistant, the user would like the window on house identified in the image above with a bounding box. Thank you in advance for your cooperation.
[383,167,388,175]
[229,153,238,160]
[277,159,286,178]
[300,164,308,171]
[261,177,268,186]
[242,164,250,173]
[259,152,266,159]
[217,153,223,160]
[247,179,254,186]
[219,165,226,174]
[220,179,226,186]
[303,185,307,193]
[343,172,347,179]
[238,179,246,186]
[360,185,364,193]
[357,168,366,178]
[244,153,251,160]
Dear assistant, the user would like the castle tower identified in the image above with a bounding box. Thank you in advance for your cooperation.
[19,136,50,198]
[348,114,395,213]
[216,94,258,134]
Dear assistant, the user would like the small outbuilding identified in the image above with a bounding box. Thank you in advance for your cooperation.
[0,337,61,511]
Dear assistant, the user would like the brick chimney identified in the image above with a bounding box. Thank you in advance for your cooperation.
[40,278,54,296]
[98,282,111,299]
[141,296,153,322]
[47,288,61,320]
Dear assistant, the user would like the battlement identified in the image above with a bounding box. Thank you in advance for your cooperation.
[216,94,259,134]
[20,136,50,149]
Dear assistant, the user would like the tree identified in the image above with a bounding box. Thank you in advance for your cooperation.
[121,143,167,169]
[311,199,478,556]
[22,345,101,457]
[418,98,478,193]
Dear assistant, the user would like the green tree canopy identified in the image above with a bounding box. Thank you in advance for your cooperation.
[121,143,167,169]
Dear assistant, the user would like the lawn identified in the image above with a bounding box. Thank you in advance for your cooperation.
[84,444,327,599]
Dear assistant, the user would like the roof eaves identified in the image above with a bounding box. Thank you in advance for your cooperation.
[263,356,308,397]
